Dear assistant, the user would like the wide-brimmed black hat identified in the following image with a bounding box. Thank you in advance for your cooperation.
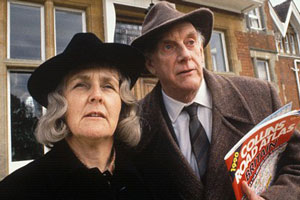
[131,1,213,50]
[28,32,145,107]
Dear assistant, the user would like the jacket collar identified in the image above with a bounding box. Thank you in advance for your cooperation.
[203,69,256,125]
[51,139,88,173]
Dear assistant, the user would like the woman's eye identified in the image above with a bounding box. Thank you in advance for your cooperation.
[163,43,175,53]
[74,83,87,88]
[103,84,115,90]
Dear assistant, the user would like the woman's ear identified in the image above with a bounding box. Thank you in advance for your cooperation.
[145,57,156,75]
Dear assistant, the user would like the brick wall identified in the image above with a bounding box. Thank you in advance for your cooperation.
[276,57,300,108]
[235,31,254,77]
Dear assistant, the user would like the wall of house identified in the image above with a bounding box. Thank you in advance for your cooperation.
[276,57,300,107]
[268,0,300,109]
[235,32,255,77]
[269,0,300,109]
[235,1,277,78]
[235,1,300,110]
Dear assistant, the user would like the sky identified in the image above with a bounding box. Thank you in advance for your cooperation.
[269,0,300,11]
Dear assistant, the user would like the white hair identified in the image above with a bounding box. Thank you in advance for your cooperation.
[35,67,141,147]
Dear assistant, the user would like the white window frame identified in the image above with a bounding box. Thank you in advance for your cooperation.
[7,69,47,173]
[289,33,296,55]
[211,30,229,72]
[7,1,45,60]
[248,7,263,30]
[284,36,290,54]
[277,37,284,53]
[296,33,300,55]
[256,59,271,81]
[53,7,86,55]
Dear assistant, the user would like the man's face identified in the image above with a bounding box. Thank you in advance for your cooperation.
[146,22,204,103]
[146,22,205,103]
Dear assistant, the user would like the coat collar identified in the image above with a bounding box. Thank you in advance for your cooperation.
[203,69,256,125]
[203,69,259,199]
[49,140,137,178]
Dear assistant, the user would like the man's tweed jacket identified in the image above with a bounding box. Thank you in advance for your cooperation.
[134,69,300,200]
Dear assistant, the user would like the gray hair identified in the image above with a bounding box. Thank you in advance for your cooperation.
[35,69,141,147]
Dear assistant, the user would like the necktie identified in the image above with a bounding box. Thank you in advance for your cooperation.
[184,103,209,178]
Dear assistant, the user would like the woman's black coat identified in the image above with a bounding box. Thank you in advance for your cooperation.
[0,140,153,200]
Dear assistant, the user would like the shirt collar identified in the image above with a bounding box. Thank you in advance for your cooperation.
[162,78,212,123]
[194,78,212,109]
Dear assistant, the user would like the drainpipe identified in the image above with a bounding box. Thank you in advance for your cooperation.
[291,59,300,105]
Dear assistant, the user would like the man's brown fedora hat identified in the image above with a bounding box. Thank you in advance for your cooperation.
[28,32,145,108]
[131,1,214,50]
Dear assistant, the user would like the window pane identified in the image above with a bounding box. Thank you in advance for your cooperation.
[250,18,260,29]
[114,21,142,45]
[256,60,269,81]
[10,72,43,161]
[210,32,227,72]
[248,10,255,15]
[10,3,41,59]
[277,38,284,53]
[55,9,84,54]
[248,8,262,29]
[289,34,296,55]
[284,36,290,53]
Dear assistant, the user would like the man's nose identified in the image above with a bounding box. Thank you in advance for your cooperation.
[177,45,192,62]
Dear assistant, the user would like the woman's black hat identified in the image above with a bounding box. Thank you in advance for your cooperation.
[28,32,145,107]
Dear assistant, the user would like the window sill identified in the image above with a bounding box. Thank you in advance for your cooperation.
[212,70,236,76]
[248,27,267,34]
[4,59,42,68]
[277,54,300,59]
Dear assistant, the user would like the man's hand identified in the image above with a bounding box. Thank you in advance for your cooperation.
[242,181,265,200]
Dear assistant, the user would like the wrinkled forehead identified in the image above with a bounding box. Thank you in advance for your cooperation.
[144,21,200,55]
[159,21,198,41]
[63,65,121,85]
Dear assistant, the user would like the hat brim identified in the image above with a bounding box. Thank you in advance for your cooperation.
[132,8,213,50]
[28,43,144,108]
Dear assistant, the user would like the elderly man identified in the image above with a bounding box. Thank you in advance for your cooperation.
[131,1,300,200]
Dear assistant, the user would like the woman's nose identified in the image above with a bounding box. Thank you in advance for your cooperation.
[88,86,103,103]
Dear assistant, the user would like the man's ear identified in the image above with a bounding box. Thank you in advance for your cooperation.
[145,57,156,75]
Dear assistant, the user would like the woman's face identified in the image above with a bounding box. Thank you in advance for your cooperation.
[64,67,122,142]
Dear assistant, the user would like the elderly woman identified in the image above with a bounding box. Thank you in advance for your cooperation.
[0,33,153,200]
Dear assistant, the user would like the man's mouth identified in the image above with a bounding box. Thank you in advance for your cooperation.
[178,69,194,75]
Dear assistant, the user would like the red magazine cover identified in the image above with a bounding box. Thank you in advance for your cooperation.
[224,105,300,200]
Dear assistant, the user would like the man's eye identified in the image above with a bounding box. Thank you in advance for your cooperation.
[187,39,195,46]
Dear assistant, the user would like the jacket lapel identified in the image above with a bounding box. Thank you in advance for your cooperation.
[203,69,256,199]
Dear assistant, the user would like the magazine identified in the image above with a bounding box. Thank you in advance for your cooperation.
[224,103,300,200]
